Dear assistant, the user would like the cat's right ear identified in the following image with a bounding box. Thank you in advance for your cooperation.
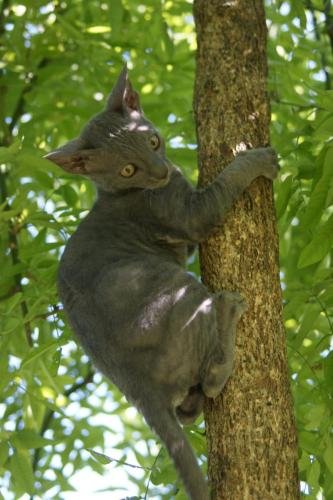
[107,64,142,114]
[44,138,95,175]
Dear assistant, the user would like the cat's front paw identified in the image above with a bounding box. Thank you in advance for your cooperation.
[240,147,279,180]
[253,147,279,180]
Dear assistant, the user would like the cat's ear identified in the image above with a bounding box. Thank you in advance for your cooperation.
[107,63,142,114]
[44,138,97,175]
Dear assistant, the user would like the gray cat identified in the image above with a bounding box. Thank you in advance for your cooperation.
[46,65,278,500]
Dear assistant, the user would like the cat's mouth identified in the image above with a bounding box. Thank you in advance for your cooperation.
[151,172,170,188]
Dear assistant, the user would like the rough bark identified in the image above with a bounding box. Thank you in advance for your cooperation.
[193,1,299,499]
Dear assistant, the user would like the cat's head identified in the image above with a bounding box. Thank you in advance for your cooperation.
[45,65,171,192]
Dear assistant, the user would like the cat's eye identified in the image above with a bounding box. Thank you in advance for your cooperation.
[120,164,136,178]
[150,134,160,150]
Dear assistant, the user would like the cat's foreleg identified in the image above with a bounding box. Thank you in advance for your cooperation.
[202,291,247,399]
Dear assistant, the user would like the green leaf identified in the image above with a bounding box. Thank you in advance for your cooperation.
[307,459,320,492]
[292,304,321,348]
[323,437,333,476]
[9,449,35,495]
[11,429,54,449]
[0,141,21,162]
[298,214,333,268]
[56,16,85,42]
[304,405,326,430]
[57,185,78,206]
[109,0,124,37]
[33,171,54,189]
[50,348,62,377]
[161,18,174,60]
[150,459,176,486]
[3,292,23,314]
[1,317,22,335]
[0,147,14,163]
[0,208,21,221]
[185,428,207,456]
[21,340,64,368]
[276,175,294,219]
[0,441,9,466]
[324,352,333,395]
[86,448,112,465]
[16,150,61,175]
[316,90,333,112]
[300,146,333,229]
[290,1,307,29]
[314,114,333,140]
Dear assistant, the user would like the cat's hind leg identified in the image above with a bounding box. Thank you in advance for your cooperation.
[176,384,204,425]
[201,291,247,399]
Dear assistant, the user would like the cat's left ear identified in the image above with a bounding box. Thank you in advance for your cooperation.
[107,63,142,114]
[44,138,98,175]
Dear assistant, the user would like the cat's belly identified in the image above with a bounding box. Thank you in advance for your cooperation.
[59,257,215,352]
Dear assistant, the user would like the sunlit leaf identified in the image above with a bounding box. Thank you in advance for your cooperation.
[300,146,333,229]
[0,441,9,467]
[10,429,55,449]
[323,437,333,476]
[21,341,60,368]
[8,450,35,495]
[87,448,112,464]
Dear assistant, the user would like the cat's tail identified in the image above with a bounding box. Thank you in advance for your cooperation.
[139,397,209,500]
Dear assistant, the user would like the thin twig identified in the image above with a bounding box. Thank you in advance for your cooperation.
[144,447,162,500]
[88,450,152,471]
[272,99,321,110]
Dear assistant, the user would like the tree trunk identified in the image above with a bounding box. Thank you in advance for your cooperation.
[193,2,299,499]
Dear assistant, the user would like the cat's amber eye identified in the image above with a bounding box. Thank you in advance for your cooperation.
[150,134,160,150]
[120,164,136,178]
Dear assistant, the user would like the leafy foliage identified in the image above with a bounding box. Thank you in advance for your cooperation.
[0,0,332,498]
[267,1,333,497]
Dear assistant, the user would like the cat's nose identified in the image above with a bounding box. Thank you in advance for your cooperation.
[151,158,170,180]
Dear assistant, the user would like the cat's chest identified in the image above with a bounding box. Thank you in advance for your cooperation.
[62,214,188,269]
